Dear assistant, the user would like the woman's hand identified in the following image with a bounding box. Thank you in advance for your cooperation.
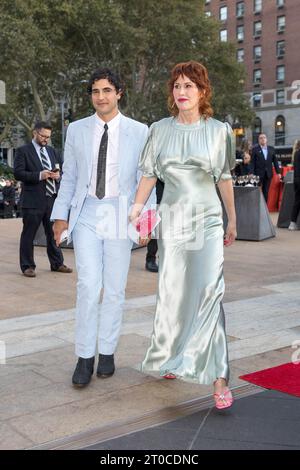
[218,179,236,247]
[129,203,143,227]
[129,203,151,246]
[224,221,237,247]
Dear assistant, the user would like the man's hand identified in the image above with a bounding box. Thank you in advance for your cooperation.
[53,220,69,247]
[49,171,60,181]
[41,170,52,180]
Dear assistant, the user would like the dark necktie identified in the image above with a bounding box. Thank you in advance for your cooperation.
[40,147,55,197]
[96,123,108,199]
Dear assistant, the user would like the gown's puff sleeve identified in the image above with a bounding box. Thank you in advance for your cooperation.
[138,123,163,180]
[219,122,236,181]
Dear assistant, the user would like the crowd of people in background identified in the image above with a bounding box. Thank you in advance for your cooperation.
[233,134,300,230]
[1,133,299,230]
[234,133,280,202]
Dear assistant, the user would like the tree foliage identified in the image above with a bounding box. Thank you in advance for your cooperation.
[0,0,253,148]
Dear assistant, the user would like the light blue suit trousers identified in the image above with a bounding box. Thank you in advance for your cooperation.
[72,196,132,357]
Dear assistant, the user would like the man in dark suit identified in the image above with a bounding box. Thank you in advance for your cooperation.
[251,133,281,202]
[14,121,72,277]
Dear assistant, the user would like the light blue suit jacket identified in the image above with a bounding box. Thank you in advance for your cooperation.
[51,113,153,239]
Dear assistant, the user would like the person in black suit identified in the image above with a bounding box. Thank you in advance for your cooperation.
[234,151,253,177]
[145,179,164,272]
[251,133,281,202]
[2,179,16,218]
[14,121,72,277]
[289,140,300,230]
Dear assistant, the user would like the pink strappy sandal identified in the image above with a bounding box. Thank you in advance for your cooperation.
[163,373,177,379]
[213,387,233,410]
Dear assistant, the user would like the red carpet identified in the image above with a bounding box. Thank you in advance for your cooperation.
[239,362,300,397]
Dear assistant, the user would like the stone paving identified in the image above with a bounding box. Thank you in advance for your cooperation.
[0,216,299,449]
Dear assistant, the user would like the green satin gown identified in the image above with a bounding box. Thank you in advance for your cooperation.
[139,116,236,385]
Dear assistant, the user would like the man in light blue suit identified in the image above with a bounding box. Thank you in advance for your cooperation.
[51,68,151,387]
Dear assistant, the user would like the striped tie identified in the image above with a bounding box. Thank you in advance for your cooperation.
[40,147,55,197]
[96,123,108,199]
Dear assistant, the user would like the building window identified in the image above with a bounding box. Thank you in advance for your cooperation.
[205,0,211,4]
[253,45,262,61]
[277,16,286,33]
[236,2,245,18]
[237,49,244,62]
[253,93,262,107]
[277,0,285,7]
[276,89,285,105]
[253,116,262,144]
[275,115,285,145]
[220,29,227,42]
[220,6,227,21]
[253,69,262,84]
[237,25,244,41]
[254,0,262,13]
[277,40,285,58]
[254,21,262,37]
[277,65,285,82]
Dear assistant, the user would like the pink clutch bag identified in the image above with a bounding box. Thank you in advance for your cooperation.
[136,209,160,237]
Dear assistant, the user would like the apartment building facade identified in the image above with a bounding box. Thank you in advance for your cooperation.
[204,0,300,147]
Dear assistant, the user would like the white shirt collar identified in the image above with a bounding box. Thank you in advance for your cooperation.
[94,111,121,132]
[32,139,47,155]
[32,138,41,150]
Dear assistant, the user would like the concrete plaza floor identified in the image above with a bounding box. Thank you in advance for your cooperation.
[0,215,299,449]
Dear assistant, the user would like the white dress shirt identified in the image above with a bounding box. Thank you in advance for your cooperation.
[89,112,120,198]
[32,140,56,192]
[32,139,52,169]
[261,146,268,160]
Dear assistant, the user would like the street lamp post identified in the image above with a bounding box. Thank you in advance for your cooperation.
[57,73,67,153]
[60,96,66,153]
[0,80,5,105]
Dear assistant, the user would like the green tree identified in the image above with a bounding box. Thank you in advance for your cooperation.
[0,0,84,145]
[66,0,253,124]
[0,0,253,147]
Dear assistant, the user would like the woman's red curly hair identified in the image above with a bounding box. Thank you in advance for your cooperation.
[167,61,213,119]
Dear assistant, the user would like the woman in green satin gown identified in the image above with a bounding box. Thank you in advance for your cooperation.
[130,61,236,409]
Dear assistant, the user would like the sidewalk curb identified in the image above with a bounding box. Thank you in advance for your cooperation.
[29,383,262,450]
